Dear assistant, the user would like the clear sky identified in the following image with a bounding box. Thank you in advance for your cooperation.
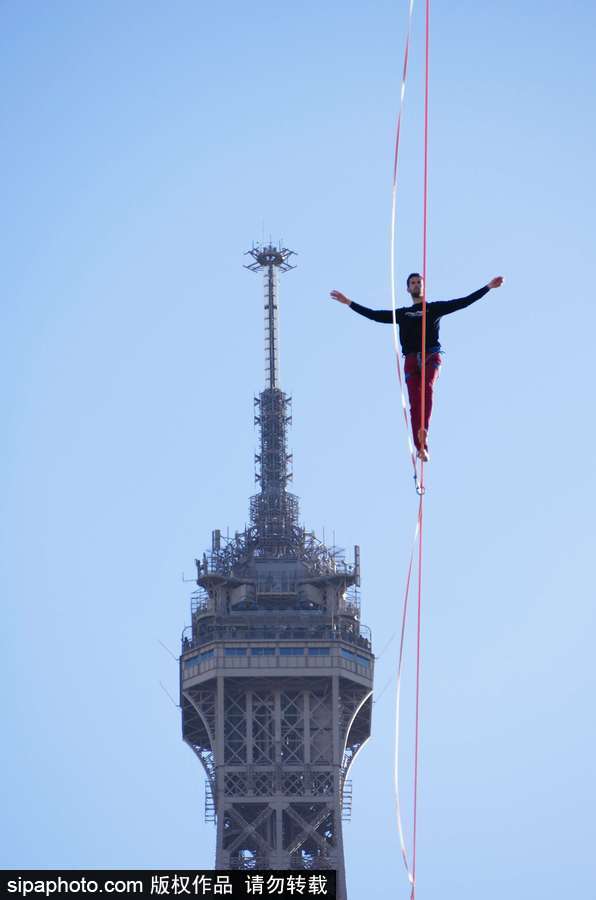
[2,1,595,897]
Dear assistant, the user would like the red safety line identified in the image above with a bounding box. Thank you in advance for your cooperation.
[389,0,421,493]
[412,2,431,896]
[389,1,432,896]
[419,0,431,461]
[412,492,425,898]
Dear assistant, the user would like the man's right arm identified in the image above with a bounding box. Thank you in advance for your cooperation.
[330,290,399,324]
[349,300,398,323]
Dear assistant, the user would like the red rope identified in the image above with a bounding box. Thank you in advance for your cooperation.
[412,2,430,896]
[390,2,431,895]
[419,0,430,462]
[412,491,424,897]
[389,0,422,492]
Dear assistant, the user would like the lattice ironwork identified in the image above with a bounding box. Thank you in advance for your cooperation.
[224,804,275,858]
[310,690,333,765]
[225,773,248,797]
[281,690,305,764]
[339,683,367,736]
[252,770,275,796]
[283,771,305,795]
[311,772,334,796]
[185,686,216,739]
[182,689,216,789]
[224,692,247,765]
[252,692,275,765]
[283,803,335,856]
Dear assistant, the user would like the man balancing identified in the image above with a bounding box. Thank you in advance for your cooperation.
[330,273,504,462]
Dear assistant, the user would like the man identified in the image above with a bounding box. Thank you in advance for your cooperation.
[330,273,504,461]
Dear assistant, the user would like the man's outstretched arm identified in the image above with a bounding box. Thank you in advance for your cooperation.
[433,276,504,316]
[330,290,400,324]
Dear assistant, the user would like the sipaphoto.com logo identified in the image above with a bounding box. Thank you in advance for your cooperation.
[4,874,143,896]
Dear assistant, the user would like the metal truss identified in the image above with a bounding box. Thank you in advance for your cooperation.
[179,244,374,900]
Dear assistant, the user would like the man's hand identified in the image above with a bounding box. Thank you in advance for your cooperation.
[488,276,504,289]
[330,290,352,306]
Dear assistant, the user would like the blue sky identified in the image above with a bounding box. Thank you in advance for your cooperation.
[2,1,595,897]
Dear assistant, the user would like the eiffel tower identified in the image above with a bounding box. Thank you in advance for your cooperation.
[180,244,374,899]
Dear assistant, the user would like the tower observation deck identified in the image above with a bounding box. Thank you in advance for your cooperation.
[180,244,373,897]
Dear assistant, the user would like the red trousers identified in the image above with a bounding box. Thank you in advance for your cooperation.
[404,350,442,450]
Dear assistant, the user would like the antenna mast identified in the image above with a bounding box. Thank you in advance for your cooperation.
[244,244,298,550]
[245,243,296,389]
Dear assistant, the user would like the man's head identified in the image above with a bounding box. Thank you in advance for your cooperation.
[407,272,424,301]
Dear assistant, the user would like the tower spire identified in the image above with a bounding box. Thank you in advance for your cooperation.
[245,243,296,389]
[245,243,297,550]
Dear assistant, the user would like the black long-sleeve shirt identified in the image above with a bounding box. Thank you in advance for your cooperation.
[350,285,490,354]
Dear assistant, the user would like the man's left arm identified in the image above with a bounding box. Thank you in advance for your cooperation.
[433,276,504,316]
